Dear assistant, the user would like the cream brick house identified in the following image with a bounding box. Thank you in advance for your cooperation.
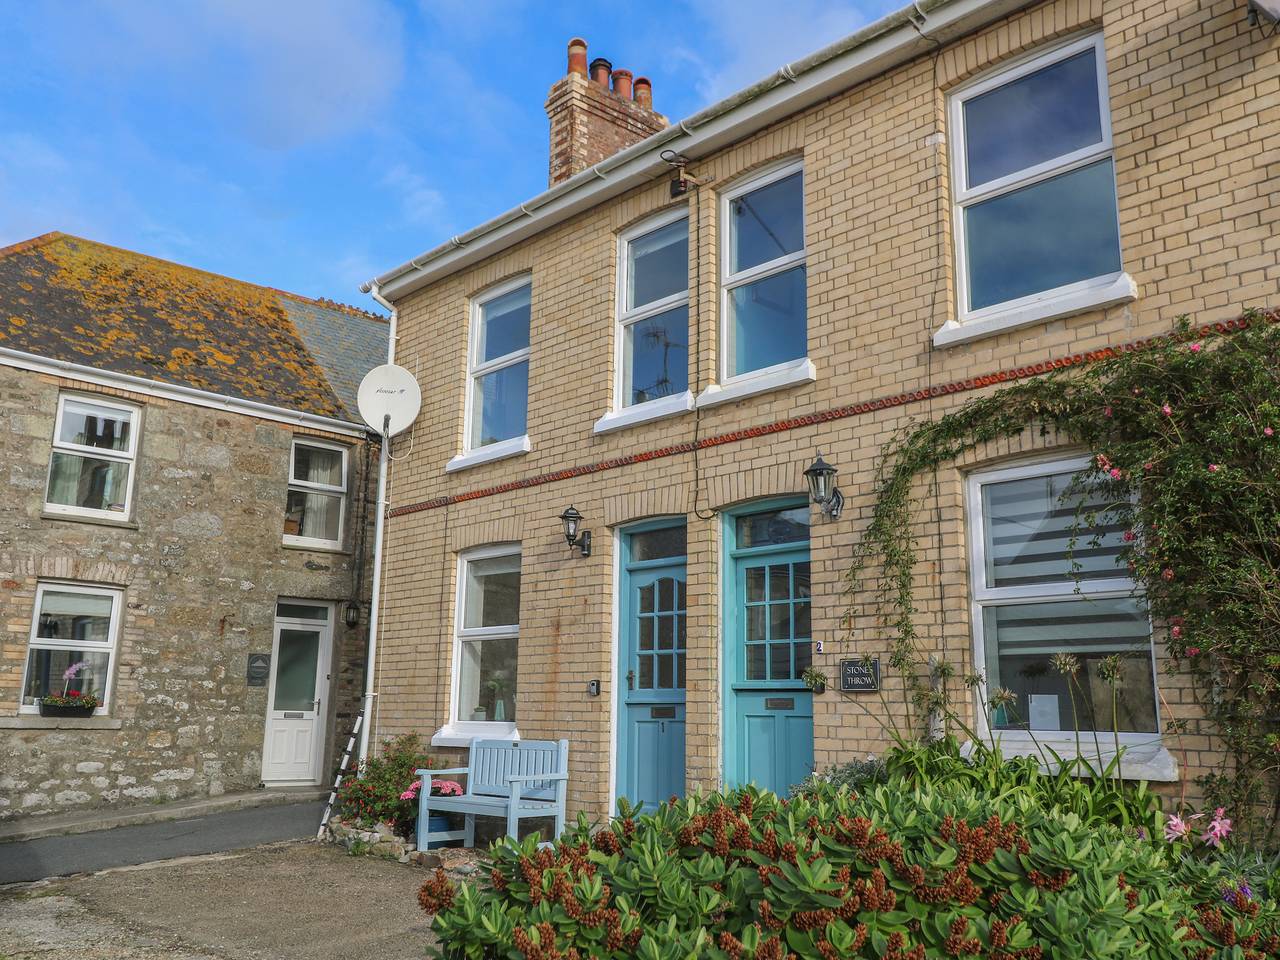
[361,0,1280,822]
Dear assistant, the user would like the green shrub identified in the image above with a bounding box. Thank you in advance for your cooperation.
[421,747,1280,959]
[336,734,439,834]
[791,756,886,797]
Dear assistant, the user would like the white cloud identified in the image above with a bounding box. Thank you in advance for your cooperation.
[381,163,448,228]
[671,0,883,104]
[34,0,406,150]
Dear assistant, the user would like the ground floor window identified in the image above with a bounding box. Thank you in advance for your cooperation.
[967,457,1157,735]
[454,547,520,726]
[21,582,121,713]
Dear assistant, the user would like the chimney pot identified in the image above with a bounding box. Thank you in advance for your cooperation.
[633,76,653,109]
[612,68,633,100]
[589,57,612,86]
[567,38,588,77]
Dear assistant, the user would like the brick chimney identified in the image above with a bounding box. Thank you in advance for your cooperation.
[545,39,668,187]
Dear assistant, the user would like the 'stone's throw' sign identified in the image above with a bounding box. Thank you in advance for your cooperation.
[246,653,271,687]
[839,658,880,692]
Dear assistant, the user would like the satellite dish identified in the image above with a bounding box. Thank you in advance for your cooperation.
[357,364,421,437]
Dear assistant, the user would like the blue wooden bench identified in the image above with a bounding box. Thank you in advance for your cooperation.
[415,738,569,848]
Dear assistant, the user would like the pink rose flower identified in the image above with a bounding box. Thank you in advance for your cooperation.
[1104,406,1113,417]
[1143,462,1154,472]
[1185,646,1201,656]
[1162,404,1173,416]
[1123,530,1136,542]
[1208,463,1220,473]
[1110,468,1122,480]
[1265,427,1274,437]
[1171,625,1181,638]
[1189,342,1202,352]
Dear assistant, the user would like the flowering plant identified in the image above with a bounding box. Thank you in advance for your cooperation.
[40,662,99,708]
[400,778,464,801]
[334,734,443,835]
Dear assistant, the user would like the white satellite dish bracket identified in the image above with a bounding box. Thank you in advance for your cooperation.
[356,364,422,438]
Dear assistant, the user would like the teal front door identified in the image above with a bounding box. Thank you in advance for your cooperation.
[724,502,814,795]
[617,522,687,813]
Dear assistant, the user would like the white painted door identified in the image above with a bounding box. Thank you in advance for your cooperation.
[261,600,332,784]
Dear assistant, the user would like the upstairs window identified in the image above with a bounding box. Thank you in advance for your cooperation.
[45,395,139,520]
[721,160,807,380]
[283,439,347,550]
[22,582,121,713]
[467,278,531,452]
[617,213,689,408]
[951,34,1122,319]
[968,457,1157,738]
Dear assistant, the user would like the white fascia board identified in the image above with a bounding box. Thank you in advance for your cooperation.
[369,0,1033,303]
[0,347,368,438]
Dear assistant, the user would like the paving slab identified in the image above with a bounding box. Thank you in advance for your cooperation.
[0,842,436,960]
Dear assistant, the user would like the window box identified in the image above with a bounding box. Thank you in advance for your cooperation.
[44,395,140,521]
[942,33,1127,346]
[38,699,97,718]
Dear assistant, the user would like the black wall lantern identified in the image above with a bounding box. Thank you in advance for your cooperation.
[804,452,845,520]
[342,600,361,629]
[559,505,592,557]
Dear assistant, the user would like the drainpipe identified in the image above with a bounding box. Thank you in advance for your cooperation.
[355,281,398,773]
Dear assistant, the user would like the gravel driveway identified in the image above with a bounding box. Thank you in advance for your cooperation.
[0,842,436,960]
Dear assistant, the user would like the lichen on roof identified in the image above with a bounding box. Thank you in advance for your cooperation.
[0,232,387,421]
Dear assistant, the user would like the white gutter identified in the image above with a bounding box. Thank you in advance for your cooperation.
[0,346,367,438]
[362,0,1031,303]
[354,282,399,772]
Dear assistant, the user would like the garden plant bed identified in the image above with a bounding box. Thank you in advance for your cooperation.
[323,815,488,877]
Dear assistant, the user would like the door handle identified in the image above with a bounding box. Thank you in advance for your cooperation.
[626,669,635,690]
[313,699,321,711]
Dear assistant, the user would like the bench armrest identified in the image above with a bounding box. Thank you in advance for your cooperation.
[505,772,568,783]
[415,767,468,777]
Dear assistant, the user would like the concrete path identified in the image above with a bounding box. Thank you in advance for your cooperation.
[0,842,435,960]
[0,801,326,884]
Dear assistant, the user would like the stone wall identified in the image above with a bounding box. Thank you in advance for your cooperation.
[0,366,375,820]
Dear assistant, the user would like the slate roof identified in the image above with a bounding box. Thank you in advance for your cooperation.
[0,232,388,422]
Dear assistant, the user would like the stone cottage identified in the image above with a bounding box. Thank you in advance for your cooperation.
[358,0,1279,826]
[0,233,387,820]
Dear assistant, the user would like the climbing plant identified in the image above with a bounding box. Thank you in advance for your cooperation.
[844,309,1280,835]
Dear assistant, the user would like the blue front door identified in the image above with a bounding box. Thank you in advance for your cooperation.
[617,522,687,813]
[725,502,814,795]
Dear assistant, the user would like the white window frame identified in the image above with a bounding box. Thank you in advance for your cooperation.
[44,394,140,521]
[595,208,695,434]
[703,158,815,403]
[451,275,533,472]
[19,581,123,715]
[283,437,348,551]
[434,544,522,747]
[937,33,1136,348]
[966,455,1168,765]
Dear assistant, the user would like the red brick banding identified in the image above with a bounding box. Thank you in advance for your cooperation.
[388,318,1257,519]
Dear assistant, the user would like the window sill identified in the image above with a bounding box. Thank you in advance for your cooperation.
[1,716,123,730]
[445,435,531,474]
[40,510,138,530]
[934,273,1139,348]
[281,538,349,555]
[961,734,1178,782]
[430,722,520,749]
[592,391,694,435]
[695,358,816,409]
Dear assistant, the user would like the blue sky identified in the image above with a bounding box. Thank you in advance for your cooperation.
[0,0,899,308]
